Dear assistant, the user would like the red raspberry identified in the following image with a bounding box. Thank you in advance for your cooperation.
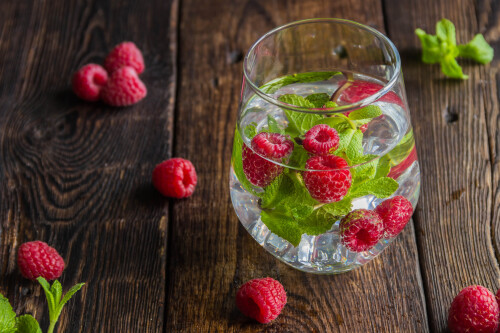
[303,124,339,155]
[152,158,197,198]
[104,42,145,74]
[375,196,413,238]
[72,64,108,101]
[242,133,293,187]
[340,209,384,252]
[101,66,147,106]
[236,277,286,324]
[496,289,500,304]
[388,146,418,179]
[17,241,64,280]
[338,80,404,107]
[448,285,499,333]
[302,155,352,203]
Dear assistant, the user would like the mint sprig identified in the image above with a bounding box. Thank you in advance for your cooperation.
[16,315,42,333]
[260,71,341,94]
[415,18,494,79]
[37,278,84,333]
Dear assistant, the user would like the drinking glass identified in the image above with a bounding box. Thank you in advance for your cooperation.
[230,19,420,273]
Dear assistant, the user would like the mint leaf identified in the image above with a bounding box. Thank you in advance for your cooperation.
[261,175,286,208]
[374,155,391,179]
[231,129,261,196]
[436,18,456,46]
[261,208,304,246]
[345,130,364,162]
[415,28,441,64]
[50,280,63,304]
[16,315,42,333]
[349,177,399,198]
[441,54,468,79]
[59,283,85,308]
[298,208,337,236]
[278,94,315,108]
[305,93,330,107]
[458,34,494,64]
[0,293,16,333]
[260,71,341,94]
[267,115,284,134]
[243,122,257,139]
[347,105,382,120]
[321,197,353,217]
[288,145,309,169]
[335,128,356,154]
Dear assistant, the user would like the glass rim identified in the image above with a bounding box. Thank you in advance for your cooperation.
[242,18,402,114]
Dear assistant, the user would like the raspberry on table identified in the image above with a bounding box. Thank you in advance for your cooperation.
[101,66,147,106]
[17,241,65,280]
[236,277,286,324]
[104,41,145,74]
[152,158,197,198]
[375,195,413,238]
[448,285,500,333]
[302,155,352,203]
[339,209,384,252]
[303,124,339,155]
[242,132,293,187]
[338,80,404,107]
[72,64,108,101]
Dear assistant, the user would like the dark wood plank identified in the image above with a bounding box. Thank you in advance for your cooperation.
[384,0,500,330]
[0,0,177,331]
[166,0,428,331]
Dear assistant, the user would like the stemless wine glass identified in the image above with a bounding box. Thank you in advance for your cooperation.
[229,19,420,273]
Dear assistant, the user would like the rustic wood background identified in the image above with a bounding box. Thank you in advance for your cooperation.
[0,0,499,332]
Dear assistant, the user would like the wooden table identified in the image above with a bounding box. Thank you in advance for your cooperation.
[1,0,499,331]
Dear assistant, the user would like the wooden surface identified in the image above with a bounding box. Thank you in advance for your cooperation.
[0,0,498,332]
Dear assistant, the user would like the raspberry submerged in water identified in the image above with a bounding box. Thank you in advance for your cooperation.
[152,158,197,198]
[303,124,339,155]
[375,195,413,238]
[72,64,108,102]
[448,285,499,333]
[339,209,384,252]
[302,155,352,203]
[17,241,65,280]
[236,277,287,324]
[338,80,404,107]
[242,132,293,187]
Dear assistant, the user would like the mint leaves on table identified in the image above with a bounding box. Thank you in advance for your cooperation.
[259,71,341,94]
[233,89,399,246]
[415,18,494,79]
[0,278,84,333]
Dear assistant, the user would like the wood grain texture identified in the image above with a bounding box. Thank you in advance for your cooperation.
[166,0,428,331]
[384,0,500,330]
[0,0,177,331]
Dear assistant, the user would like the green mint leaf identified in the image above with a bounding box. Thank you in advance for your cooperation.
[440,54,468,79]
[415,28,442,64]
[278,94,315,108]
[15,315,42,333]
[347,105,382,120]
[314,117,351,133]
[321,197,353,216]
[305,93,331,107]
[436,19,456,46]
[261,208,304,246]
[50,280,63,304]
[243,122,258,139]
[260,71,341,94]
[288,144,309,169]
[345,130,364,163]
[260,175,286,209]
[374,155,391,179]
[388,129,415,165]
[0,293,16,333]
[335,128,356,154]
[231,129,261,197]
[458,34,494,64]
[37,277,56,314]
[352,155,390,183]
[349,177,399,198]
[297,208,337,237]
[59,283,85,309]
[267,115,284,134]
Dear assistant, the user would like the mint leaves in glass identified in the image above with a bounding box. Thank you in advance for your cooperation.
[230,19,420,273]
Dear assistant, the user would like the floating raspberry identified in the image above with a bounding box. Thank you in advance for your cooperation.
[338,80,404,107]
[242,132,293,187]
[101,66,147,106]
[388,146,418,179]
[236,277,286,324]
[448,285,499,333]
[104,42,145,74]
[375,196,413,238]
[303,124,339,155]
[152,158,197,198]
[340,209,384,252]
[72,64,108,101]
[302,155,351,203]
[17,241,65,280]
